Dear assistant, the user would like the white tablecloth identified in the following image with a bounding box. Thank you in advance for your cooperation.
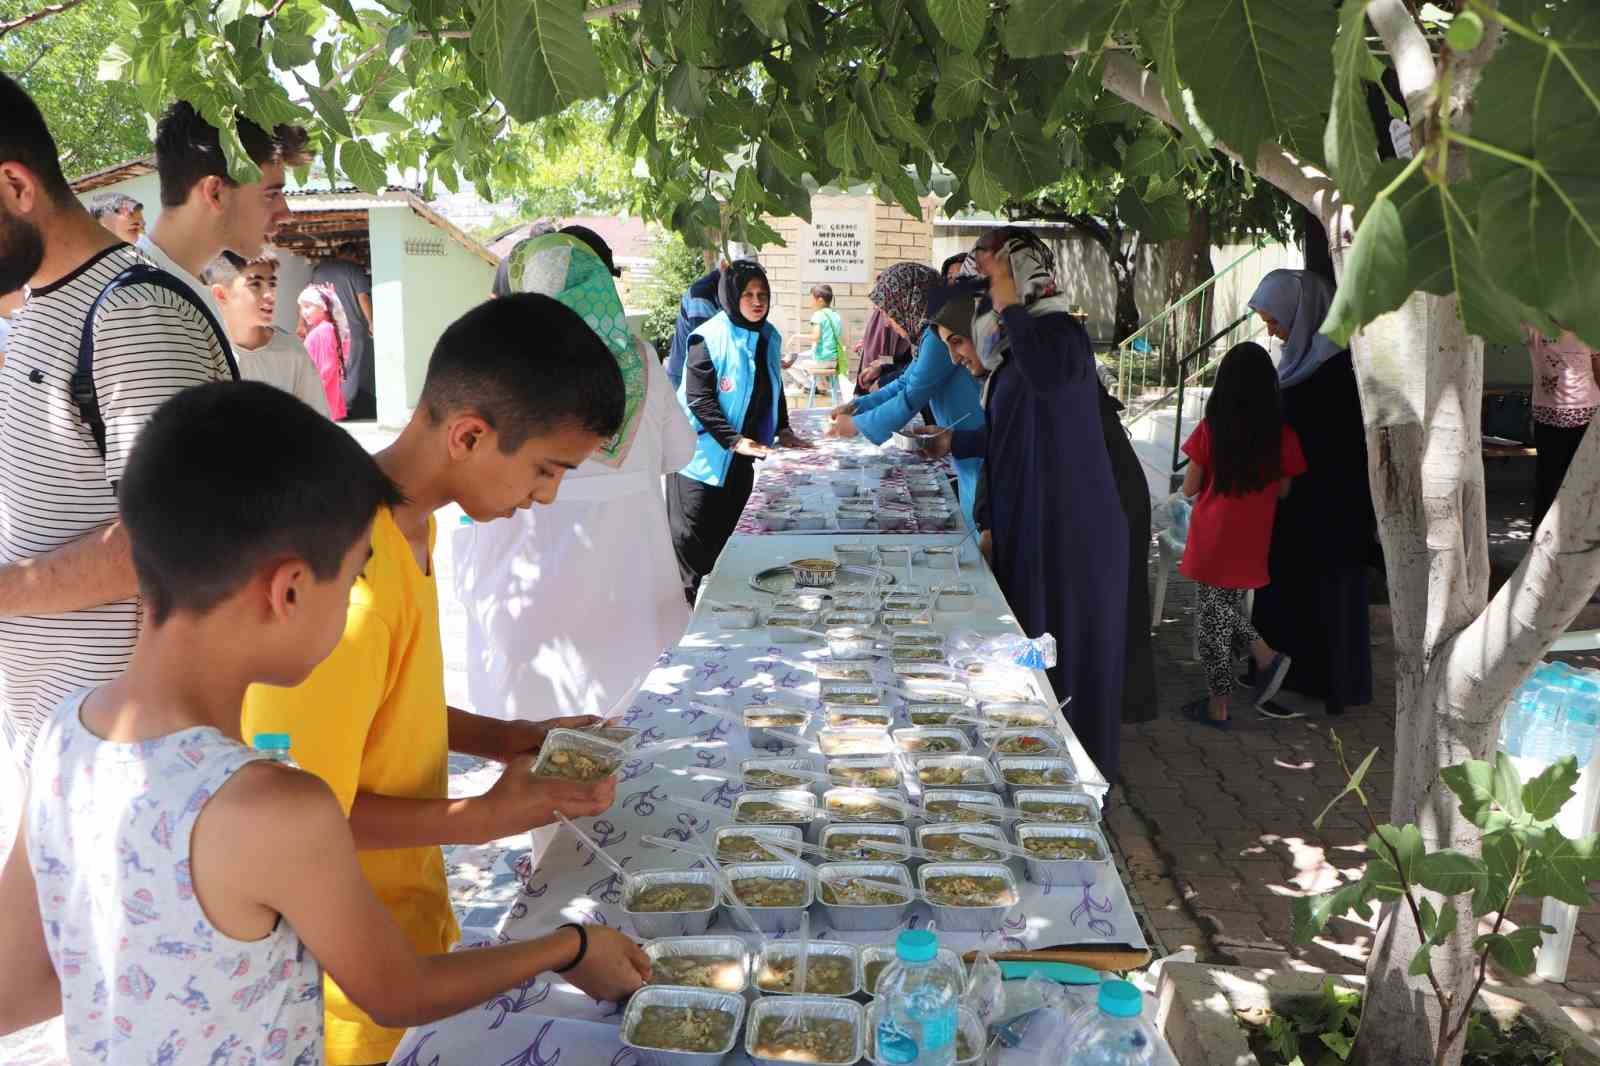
[387,533,1144,1065]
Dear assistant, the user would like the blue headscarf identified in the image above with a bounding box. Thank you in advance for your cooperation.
[1248,269,1344,388]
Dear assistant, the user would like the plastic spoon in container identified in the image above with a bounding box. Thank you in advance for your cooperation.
[553,812,633,894]
[740,765,833,786]
[791,911,810,995]
[640,834,720,864]
[709,862,770,950]
[957,833,1037,861]
[853,838,940,862]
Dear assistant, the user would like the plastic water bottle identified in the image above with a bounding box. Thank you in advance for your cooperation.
[1525,683,1571,763]
[1562,676,1600,763]
[1063,980,1156,1065]
[252,732,298,768]
[874,930,961,1066]
[1500,687,1536,757]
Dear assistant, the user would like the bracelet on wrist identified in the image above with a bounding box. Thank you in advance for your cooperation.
[554,922,588,973]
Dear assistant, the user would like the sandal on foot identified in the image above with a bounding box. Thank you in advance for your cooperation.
[1180,698,1230,731]
[1250,653,1293,708]
[1257,699,1306,721]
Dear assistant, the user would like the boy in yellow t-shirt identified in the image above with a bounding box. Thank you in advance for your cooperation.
[243,293,643,1065]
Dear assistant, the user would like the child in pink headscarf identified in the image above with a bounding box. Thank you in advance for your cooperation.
[297,283,350,420]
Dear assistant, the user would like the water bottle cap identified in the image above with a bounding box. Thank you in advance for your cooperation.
[252,732,292,752]
[1098,979,1143,1018]
[895,929,938,963]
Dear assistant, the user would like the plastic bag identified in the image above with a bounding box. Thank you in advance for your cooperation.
[1152,492,1192,544]
[962,951,1005,1028]
[993,974,1080,1055]
[948,632,1058,672]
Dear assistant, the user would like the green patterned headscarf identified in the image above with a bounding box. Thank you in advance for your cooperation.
[502,233,647,467]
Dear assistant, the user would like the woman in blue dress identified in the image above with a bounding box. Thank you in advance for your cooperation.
[824,261,986,528]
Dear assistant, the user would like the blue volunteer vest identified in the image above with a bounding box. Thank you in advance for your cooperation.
[677,312,784,487]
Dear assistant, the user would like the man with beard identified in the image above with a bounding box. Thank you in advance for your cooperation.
[0,74,301,768]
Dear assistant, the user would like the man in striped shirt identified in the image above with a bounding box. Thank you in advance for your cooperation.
[0,74,306,767]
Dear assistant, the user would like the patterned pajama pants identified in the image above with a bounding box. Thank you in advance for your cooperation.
[1196,583,1259,697]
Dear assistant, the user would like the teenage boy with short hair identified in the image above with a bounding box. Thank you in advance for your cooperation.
[204,250,330,415]
[0,381,649,1065]
[243,293,632,1065]
[0,75,241,766]
[87,192,145,244]
[137,100,307,318]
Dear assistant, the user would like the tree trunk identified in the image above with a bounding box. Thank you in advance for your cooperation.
[1110,256,1140,346]
[1159,204,1214,386]
[1335,265,1490,1066]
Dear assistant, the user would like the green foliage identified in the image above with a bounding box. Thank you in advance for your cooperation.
[0,0,151,175]
[636,232,707,352]
[1249,978,1362,1066]
[1293,740,1597,1055]
[8,0,1595,354]
[1249,1004,1567,1066]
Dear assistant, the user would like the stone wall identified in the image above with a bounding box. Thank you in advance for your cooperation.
[760,192,939,357]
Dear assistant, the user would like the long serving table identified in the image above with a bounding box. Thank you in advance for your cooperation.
[386,426,1151,1066]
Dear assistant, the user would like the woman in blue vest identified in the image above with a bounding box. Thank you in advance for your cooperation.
[667,259,810,602]
[824,261,986,528]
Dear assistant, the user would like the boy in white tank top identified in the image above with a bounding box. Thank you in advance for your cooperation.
[0,382,650,1065]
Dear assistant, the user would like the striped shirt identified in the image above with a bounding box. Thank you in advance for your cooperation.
[0,245,231,766]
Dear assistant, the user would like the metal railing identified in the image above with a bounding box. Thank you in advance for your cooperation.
[1107,245,1268,418]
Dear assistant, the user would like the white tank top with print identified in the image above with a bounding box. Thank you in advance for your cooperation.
[27,689,323,1065]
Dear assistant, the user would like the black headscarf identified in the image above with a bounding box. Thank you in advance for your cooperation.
[719,259,770,332]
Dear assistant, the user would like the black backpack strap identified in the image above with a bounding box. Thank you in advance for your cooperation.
[72,263,239,460]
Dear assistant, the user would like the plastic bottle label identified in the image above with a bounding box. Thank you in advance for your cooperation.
[877,1019,918,1064]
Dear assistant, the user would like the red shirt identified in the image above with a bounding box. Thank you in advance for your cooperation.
[1179,419,1307,589]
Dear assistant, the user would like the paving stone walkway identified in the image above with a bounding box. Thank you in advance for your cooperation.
[1106,546,1600,1036]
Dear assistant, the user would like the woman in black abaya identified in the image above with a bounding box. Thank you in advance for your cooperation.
[1246,269,1375,716]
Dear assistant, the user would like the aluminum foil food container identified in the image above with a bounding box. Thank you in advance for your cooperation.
[766,611,822,644]
[875,545,914,567]
[1013,788,1101,826]
[644,936,752,994]
[532,729,626,781]
[740,757,824,792]
[823,786,912,826]
[916,822,1015,870]
[825,708,892,730]
[859,945,965,999]
[623,868,723,939]
[832,543,878,567]
[775,592,831,613]
[978,702,1055,730]
[706,601,759,629]
[889,645,944,663]
[891,727,971,755]
[985,730,1065,757]
[825,590,876,611]
[580,724,641,748]
[714,824,806,863]
[790,511,828,532]
[880,592,933,612]
[721,861,815,934]
[815,862,916,931]
[830,481,862,499]
[735,789,821,842]
[751,510,793,533]
[882,613,936,631]
[817,727,896,758]
[890,630,944,651]
[755,939,862,996]
[1015,824,1112,886]
[822,609,877,628]
[996,757,1079,799]
[824,626,879,661]
[919,789,1006,825]
[745,994,866,1066]
[836,511,872,530]
[621,984,746,1066]
[743,705,814,746]
[918,545,960,570]
[935,584,978,613]
[815,659,875,683]
[824,755,903,791]
[819,682,886,709]
[916,862,1021,932]
[913,755,1000,791]
[907,705,971,729]
[819,822,911,862]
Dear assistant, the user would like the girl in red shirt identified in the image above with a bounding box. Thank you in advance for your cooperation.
[1179,342,1307,728]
